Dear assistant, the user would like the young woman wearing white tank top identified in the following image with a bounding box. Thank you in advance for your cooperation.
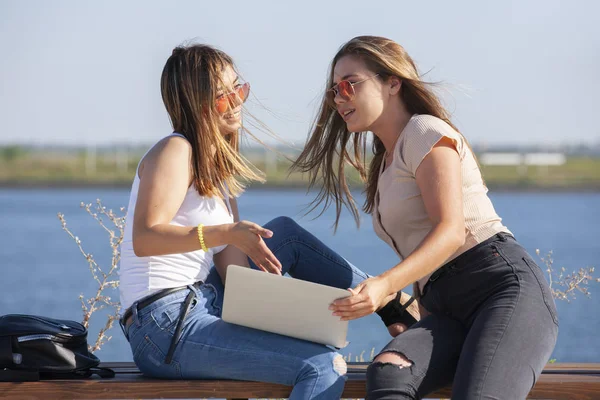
[118,43,415,399]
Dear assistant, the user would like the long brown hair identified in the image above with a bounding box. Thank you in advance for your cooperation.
[292,35,464,230]
[160,44,265,199]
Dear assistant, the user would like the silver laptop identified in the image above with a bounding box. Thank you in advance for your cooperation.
[222,265,350,348]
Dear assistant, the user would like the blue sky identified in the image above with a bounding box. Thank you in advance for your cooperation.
[1,0,599,146]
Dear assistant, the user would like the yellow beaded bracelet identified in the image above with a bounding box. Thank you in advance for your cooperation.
[197,223,208,252]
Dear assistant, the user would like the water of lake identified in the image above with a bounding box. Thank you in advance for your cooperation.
[0,188,598,363]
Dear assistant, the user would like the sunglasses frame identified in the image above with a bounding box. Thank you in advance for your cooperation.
[215,82,250,114]
[327,74,380,104]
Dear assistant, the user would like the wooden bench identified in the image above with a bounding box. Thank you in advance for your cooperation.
[1,362,599,399]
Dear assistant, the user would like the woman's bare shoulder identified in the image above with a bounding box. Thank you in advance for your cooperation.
[139,134,192,177]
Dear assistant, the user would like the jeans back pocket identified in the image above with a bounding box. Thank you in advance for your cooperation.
[150,297,197,334]
[134,334,182,378]
[522,256,559,326]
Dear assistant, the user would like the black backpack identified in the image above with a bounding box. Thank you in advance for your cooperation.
[0,314,114,381]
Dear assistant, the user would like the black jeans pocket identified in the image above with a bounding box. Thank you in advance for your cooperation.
[522,256,559,326]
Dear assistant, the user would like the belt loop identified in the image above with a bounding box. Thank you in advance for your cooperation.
[118,316,128,340]
[132,301,141,327]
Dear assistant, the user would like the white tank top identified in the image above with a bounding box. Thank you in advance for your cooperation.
[119,133,234,311]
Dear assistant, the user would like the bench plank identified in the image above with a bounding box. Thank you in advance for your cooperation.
[0,362,598,399]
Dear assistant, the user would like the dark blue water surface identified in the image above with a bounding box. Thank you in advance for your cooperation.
[0,188,598,362]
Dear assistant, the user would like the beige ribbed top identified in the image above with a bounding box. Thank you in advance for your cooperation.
[372,114,510,293]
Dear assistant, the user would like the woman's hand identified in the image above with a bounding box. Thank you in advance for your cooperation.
[330,276,392,321]
[227,220,282,275]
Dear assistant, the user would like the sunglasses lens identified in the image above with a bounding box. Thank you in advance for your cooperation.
[326,81,353,107]
[216,97,228,113]
[238,82,250,102]
[215,82,250,113]
[338,80,353,101]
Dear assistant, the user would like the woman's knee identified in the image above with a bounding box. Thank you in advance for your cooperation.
[373,351,413,368]
[332,353,347,375]
[299,352,347,383]
[320,352,347,377]
[366,351,416,399]
[264,216,301,235]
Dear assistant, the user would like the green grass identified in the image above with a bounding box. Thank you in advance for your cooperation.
[1,152,599,190]
[480,157,600,189]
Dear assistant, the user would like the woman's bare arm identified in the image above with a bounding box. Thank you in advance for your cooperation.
[379,136,466,292]
[132,136,228,257]
[131,135,281,273]
[332,136,466,319]
[213,197,251,283]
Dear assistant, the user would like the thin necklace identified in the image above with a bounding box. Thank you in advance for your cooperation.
[384,131,402,159]
[384,114,414,157]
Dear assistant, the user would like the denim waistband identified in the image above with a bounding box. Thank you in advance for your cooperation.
[424,231,514,290]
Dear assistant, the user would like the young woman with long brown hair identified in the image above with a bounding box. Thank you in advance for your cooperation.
[117,43,417,399]
[293,36,558,399]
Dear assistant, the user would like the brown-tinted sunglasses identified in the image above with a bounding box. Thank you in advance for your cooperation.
[326,74,379,105]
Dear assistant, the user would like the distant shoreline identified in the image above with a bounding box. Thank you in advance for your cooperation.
[1,180,599,193]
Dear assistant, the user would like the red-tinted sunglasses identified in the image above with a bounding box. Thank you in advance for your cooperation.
[215,82,250,114]
[327,74,379,105]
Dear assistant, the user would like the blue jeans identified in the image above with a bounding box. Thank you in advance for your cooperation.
[123,216,369,400]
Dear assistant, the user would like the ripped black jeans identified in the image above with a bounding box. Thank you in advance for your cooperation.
[367,232,559,400]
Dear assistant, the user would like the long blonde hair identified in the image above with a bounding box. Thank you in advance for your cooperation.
[160,44,265,199]
[292,35,464,230]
